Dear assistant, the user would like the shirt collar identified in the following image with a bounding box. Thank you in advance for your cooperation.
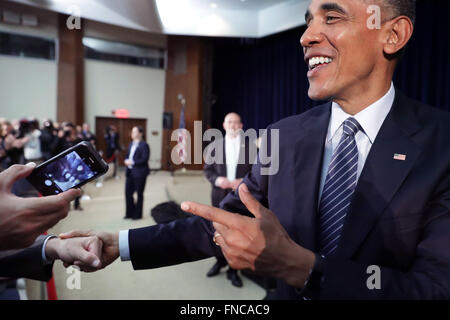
[328,82,395,144]
[225,134,241,143]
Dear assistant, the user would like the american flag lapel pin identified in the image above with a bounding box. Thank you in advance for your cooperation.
[394,153,407,161]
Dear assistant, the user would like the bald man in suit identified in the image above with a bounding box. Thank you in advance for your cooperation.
[204,113,253,287]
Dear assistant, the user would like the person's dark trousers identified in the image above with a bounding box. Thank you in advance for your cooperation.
[74,196,81,209]
[125,173,147,219]
[74,189,83,210]
[112,152,119,177]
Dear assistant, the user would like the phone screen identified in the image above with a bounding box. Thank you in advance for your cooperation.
[32,150,98,195]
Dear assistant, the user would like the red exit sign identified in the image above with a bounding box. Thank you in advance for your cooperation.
[112,109,130,118]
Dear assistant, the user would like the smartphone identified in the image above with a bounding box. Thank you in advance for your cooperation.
[27,141,109,196]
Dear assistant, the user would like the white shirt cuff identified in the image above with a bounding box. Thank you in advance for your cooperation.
[42,236,57,264]
[119,230,131,261]
[215,177,223,187]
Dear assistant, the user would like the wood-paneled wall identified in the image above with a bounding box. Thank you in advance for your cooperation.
[161,36,206,171]
[55,21,207,170]
[57,14,84,125]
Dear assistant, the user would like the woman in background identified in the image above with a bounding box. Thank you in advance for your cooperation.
[124,126,150,220]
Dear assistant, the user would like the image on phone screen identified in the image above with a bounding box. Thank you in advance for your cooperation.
[49,151,97,191]
[32,150,98,195]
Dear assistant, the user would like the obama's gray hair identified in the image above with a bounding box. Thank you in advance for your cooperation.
[366,0,416,24]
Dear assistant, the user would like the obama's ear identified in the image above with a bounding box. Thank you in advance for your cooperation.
[382,15,413,56]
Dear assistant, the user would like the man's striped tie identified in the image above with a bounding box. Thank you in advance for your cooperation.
[318,117,362,256]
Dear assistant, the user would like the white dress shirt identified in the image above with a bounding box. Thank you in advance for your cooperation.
[126,141,139,169]
[119,83,396,262]
[225,134,241,182]
[214,134,242,187]
[318,82,396,200]
[119,230,130,261]
[41,235,56,264]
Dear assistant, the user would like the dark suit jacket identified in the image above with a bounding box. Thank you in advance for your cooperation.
[0,236,54,282]
[127,91,450,299]
[125,141,150,178]
[105,132,120,159]
[204,136,253,207]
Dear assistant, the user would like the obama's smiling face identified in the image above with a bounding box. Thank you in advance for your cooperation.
[301,0,413,105]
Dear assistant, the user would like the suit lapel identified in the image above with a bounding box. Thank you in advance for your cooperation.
[134,142,143,160]
[292,104,331,251]
[338,92,423,258]
[126,144,132,159]
[236,136,248,178]
[221,139,227,177]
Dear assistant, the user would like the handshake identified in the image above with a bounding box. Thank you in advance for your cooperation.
[46,231,119,272]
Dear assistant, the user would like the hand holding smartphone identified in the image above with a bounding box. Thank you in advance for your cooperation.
[27,141,109,196]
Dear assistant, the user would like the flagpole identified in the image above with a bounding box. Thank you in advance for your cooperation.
[181,98,186,171]
[178,94,187,171]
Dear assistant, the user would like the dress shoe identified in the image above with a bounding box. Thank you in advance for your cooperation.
[132,217,142,220]
[206,261,224,277]
[124,216,131,219]
[227,269,243,288]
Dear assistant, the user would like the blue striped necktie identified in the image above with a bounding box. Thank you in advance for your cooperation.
[318,117,362,256]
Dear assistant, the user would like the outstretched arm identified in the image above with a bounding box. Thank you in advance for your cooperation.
[59,215,221,272]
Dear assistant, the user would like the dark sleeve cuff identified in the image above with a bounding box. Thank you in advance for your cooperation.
[0,238,54,282]
[296,253,326,300]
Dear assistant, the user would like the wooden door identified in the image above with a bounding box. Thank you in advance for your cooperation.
[95,117,147,166]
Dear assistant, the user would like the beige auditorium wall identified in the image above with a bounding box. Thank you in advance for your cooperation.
[84,59,166,169]
[0,1,58,122]
[0,55,57,122]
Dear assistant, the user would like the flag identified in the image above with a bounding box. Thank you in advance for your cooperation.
[178,105,188,163]
[393,153,406,161]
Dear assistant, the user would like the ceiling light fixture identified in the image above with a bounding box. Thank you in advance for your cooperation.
[210,3,218,9]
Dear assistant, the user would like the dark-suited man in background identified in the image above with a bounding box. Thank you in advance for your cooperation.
[204,113,252,287]
[124,126,150,220]
[62,0,450,300]
[104,125,121,179]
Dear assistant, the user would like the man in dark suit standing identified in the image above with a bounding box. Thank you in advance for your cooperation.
[62,0,450,299]
[124,126,150,220]
[204,113,252,287]
[104,125,121,179]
